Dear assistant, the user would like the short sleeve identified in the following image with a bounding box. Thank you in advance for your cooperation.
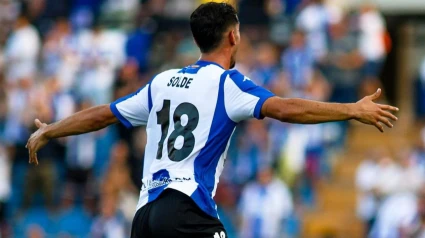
[110,84,150,128]
[223,70,275,122]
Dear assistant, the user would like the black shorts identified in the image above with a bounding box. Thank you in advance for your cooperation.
[130,189,227,238]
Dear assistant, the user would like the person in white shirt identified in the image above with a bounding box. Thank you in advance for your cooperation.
[401,188,425,238]
[4,13,40,86]
[397,149,425,194]
[91,194,126,238]
[359,3,387,78]
[296,0,330,62]
[26,3,399,237]
[370,192,417,238]
[239,166,293,238]
[76,23,126,105]
[356,150,380,234]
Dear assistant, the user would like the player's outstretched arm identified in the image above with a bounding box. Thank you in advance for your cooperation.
[261,88,399,132]
[26,104,118,165]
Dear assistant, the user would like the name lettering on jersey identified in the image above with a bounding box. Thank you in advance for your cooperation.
[167,76,193,88]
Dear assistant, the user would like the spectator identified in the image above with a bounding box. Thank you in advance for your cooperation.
[374,154,401,198]
[358,3,388,98]
[102,140,138,225]
[401,188,425,238]
[230,120,272,185]
[42,18,80,92]
[249,42,280,88]
[413,128,425,172]
[55,185,92,237]
[415,57,425,119]
[75,21,126,105]
[4,81,33,144]
[239,167,293,238]
[3,12,40,86]
[113,59,142,100]
[358,3,387,79]
[370,193,417,238]
[125,6,156,73]
[397,149,424,194]
[324,17,364,104]
[3,12,41,146]
[91,193,126,238]
[281,30,314,97]
[0,0,20,45]
[356,150,380,235]
[296,0,330,62]
[47,78,76,122]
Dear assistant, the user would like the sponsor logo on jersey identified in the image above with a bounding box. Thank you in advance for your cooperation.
[141,176,193,191]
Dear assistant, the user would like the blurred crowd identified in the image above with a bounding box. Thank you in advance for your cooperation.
[0,0,392,237]
[355,138,425,238]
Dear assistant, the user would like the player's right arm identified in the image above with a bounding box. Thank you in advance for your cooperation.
[26,84,151,165]
[261,88,399,132]
[26,105,118,165]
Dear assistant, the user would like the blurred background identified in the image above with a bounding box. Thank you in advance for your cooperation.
[1,0,425,237]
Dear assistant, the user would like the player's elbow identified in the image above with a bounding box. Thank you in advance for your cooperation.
[263,97,307,123]
[275,99,306,123]
[88,104,118,130]
[277,110,302,123]
[273,108,289,122]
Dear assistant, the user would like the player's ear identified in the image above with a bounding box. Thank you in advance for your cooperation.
[229,30,236,46]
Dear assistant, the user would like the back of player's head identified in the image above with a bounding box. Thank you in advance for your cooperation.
[190,2,239,53]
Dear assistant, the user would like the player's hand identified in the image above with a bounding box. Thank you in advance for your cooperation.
[354,88,399,132]
[26,119,50,165]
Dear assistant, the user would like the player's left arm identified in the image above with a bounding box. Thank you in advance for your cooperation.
[223,70,398,132]
[261,88,399,132]
[26,104,118,165]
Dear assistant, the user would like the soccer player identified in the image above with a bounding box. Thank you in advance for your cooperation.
[26,2,398,238]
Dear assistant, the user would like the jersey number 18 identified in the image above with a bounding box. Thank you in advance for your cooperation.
[156,100,199,162]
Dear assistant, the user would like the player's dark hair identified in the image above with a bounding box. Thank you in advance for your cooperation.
[190,2,239,53]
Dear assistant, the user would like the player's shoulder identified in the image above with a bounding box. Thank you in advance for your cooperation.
[223,69,256,90]
[223,69,252,82]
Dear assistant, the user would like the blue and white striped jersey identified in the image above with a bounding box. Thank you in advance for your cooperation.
[110,60,275,218]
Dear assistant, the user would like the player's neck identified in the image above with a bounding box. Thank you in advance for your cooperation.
[199,52,232,70]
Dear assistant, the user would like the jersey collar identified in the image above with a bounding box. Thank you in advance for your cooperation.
[195,60,224,69]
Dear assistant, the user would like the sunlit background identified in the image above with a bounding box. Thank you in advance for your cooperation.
[1,0,425,237]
